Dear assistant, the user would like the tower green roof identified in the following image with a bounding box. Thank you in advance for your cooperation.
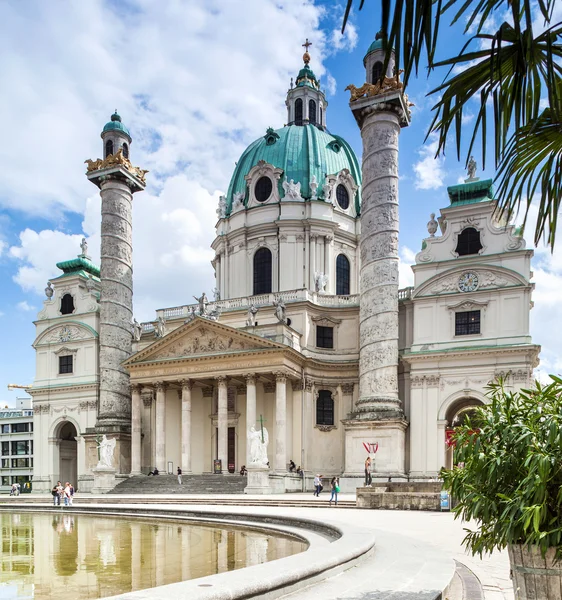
[226,124,362,215]
[296,64,319,89]
[102,111,130,137]
[447,179,494,206]
[55,256,100,279]
[363,31,389,65]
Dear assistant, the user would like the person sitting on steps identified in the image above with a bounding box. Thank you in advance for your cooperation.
[240,465,247,476]
[147,467,159,476]
[289,459,296,472]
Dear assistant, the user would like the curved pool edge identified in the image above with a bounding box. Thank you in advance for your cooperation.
[0,503,375,600]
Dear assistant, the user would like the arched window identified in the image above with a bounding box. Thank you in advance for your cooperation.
[317,390,334,426]
[336,254,350,295]
[295,98,303,126]
[372,61,384,83]
[122,142,129,159]
[309,99,317,125]
[60,293,75,315]
[319,107,323,127]
[455,227,483,256]
[105,140,114,158]
[253,248,272,295]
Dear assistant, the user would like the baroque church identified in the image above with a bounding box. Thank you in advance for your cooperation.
[28,38,540,493]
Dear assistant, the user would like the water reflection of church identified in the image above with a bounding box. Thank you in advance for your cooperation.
[28,40,539,493]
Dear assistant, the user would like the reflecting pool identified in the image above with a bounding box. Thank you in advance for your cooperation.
[0,511,307,599]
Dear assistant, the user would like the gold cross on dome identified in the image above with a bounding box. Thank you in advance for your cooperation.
[302,39,312,52]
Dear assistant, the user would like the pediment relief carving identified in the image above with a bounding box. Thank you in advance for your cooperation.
[415,267,526,297]
[311,315,342,326]
[129,321,282,364]
[34,323,94,347]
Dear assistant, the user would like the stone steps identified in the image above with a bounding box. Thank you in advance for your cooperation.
[109,474,248,495]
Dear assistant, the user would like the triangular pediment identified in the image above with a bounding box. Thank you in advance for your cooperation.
[124,317,286,366]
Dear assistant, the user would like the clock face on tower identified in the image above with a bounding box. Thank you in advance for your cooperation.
[458,272,479,292]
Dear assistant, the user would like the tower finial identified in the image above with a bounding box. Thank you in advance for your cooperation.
[302,38,312,65]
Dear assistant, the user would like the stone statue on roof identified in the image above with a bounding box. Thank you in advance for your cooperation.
[467,156,477,180]
[216,195,227,218]
[80,237,89,257]
[282,178,302,200]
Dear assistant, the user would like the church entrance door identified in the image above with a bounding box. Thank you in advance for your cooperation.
[58,421,78,488]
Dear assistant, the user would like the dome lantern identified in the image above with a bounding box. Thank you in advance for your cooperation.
[363,30,396,84]
[100,110,132,160]
[285,39,327,129]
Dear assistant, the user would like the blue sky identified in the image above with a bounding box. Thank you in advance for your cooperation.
[0,0,560,407]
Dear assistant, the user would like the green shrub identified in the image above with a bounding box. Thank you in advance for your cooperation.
[441,376,562,558]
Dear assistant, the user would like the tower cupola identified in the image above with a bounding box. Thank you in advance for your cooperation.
[286,39,327,129]
[363,31,396,84]
[101,110,132,159]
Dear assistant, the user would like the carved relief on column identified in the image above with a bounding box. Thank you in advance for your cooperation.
[141,387,154,408]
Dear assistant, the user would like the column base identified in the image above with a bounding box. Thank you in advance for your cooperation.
[91,466,117,494]
[244,467,271,495]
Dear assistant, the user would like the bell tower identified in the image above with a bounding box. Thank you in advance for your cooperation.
[344,33,412,479]
[84,112,147,486]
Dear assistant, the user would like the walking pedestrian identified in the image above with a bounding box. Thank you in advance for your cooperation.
[329,477,340,506]
[313,474,323,496]
[364,456,372,487]
[177,467,182,485]
[69,483,75,505]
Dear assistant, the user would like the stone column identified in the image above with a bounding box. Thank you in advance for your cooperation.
[245,374,257,466]
[141,387,153,472]
[348,79,410,477]
[275,372,287,472]
[309,234,317,290]
[155,381,167,472]
[216,376,228,473]
[180,379,193,473]
[130,384,142,476]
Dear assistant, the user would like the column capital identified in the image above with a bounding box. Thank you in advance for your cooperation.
[179,379,194,391]
[130,383,142,394]
[245,373,256,385]
[341,382,355,395]
[154,381,167,393]
[215,375,228,386]
[274,371,287,384]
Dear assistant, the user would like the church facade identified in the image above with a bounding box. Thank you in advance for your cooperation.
[29,40,540,493]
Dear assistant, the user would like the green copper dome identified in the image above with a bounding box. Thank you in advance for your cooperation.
[226,124,361,215]
[296,64,319,89]
[363,31,388,65]
[102,111,130,137]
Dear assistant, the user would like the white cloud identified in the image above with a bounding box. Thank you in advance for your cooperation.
[4,1,362,323]
[0,239,5,257]
[413,134,446,190]
[330,21,358,52]
[16,301,35,312]
[326,73,337,96]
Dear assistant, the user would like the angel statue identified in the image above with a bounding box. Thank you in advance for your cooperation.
[273,296,286,324]
[96,435,116,469]
[132,318,142,342]
[248,425,269,466]
[282,178,302,200]
[246,304,258,327]
[216,195,227,218]
[314,271,328,293]
[309,175,318,200]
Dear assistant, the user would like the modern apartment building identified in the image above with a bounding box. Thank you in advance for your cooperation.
[0,398,34,493]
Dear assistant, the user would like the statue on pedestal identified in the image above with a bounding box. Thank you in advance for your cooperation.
[193,292,209,316]
[273,297,286,323]
[96,435,116,469]
[246,304,258,327]
[45,282,54,299]
[155,315,166,338]
[132,318,142,341]
[248,426,269,466]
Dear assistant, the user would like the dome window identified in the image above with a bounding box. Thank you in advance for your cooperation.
[255,177,273,203]
[264,127,280,146]
[105,140,114,158]
[372,61,384,83]
[327,140,341,153]
[336,184,350,210]
[336,254,350,295]
[309,99,317,125]
[122,143,129,159]
[295,98,303,126]
[253,248,272,295]
[456,227,483,256]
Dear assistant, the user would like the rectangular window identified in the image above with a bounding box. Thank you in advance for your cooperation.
[11,423,29,434]
[1,442,8,456]
[11,458,29,468]
[1,477,9,486]
[316,390,334,426]
[1,459,8,468]
[59,355,73,374]
[316,326,334,349]
[1,425,8,434]
[455,310,481,336]
[11,441,29,456]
